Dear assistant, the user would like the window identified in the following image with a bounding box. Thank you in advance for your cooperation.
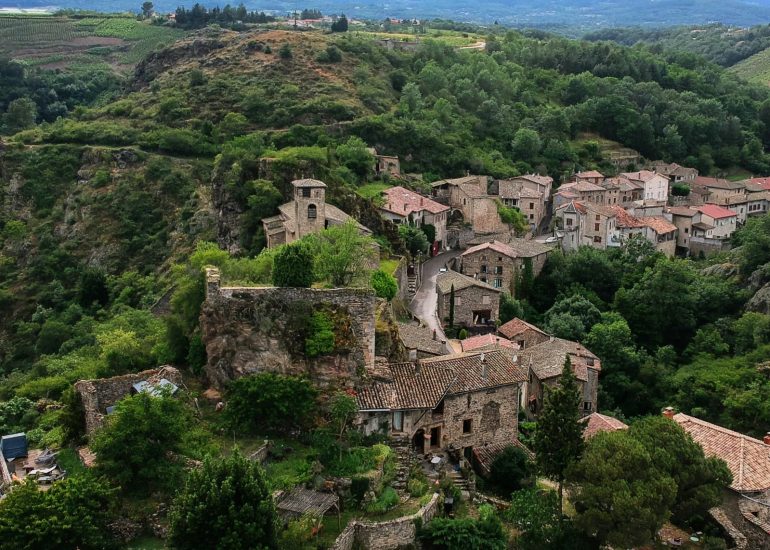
[498,256,503,262]
[495,266,503,274]
[494,278,502,288]
[307,204,317,219]
[685,227,689,234]
[518,340,525,348]
[595,215,600,221]
[301,188,311,198]
[454,297,462,306]
[529,214,534,220]
[583,401,592,412]
[482,295,491,305]
[392,411,404,431]
[593,236,602,243]
[594,223,600,231]
[463,419,472,434]
[481,265,487,273]
[529,202,534,209]
[566,218,573,226]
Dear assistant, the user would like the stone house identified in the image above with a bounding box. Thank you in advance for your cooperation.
[262,179,371,249]
[397,322,448,360]
[574,170,604,185]
[430,175,507,235]
[457,239,552,295]
[436,270,501,328]
[519,337,601,419]
[367,148,401,178]
[497,179,545,230]
[746,189,770,218]
[696,204,738,240]
[669,410,770,548]
[666,206,699,254]
[692,177,747,206]
[610,206,677,257]
[650,162,698,183]
[459,333,518,352]
[620,170,669,202]
[618,177,644,206]
[380,186,450,252]
[600,177,622,206]
[355,350,527,458]
[555,201,620,252]
[497,317,550,350]
[557,180,607,205]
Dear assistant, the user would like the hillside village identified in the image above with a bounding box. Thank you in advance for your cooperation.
[6,12,770,550]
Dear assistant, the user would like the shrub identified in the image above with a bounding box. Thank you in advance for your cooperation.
[458,328,468,340]
[279,43,293,59]
[224,373,318,435]
[408,477,429,497]
[366,486,399,514]
[489,445,533,496]
[371,269,398,300]
[272,242,314,287]
[305,311,335,357]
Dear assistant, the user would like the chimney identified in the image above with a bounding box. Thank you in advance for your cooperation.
[432,329,437,341]
[549,335,554,342]
[663,406,675,419]
[764,432,770,446]
[480,353,488,380]
[420,197,424,206]
[415,360,421,375]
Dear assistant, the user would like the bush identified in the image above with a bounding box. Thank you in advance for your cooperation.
[420,505,507,549]
[279,43,293,59]
[305,311,335,357]
[489,445,533,496]
[366,486,399,514]
[371,269,398,300]
[458,328,468,340]
[272,242,314,287]
[225,373,318,435]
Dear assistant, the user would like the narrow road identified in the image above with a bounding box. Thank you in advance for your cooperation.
[409,250,462,343]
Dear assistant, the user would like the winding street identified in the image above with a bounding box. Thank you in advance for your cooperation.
[408,250,462,342]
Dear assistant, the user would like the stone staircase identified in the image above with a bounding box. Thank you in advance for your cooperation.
[407,275,417,297]
[391,436,417,494]
[447,470,471,492]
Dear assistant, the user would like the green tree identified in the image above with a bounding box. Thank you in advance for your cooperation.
[511,128,542,159]
[272,242,314,288]
[335,136,374,179]
[629,416,732,526]
[330,14,348,32]
[533,357,585,513]
[732,214,770,275]
[498,292,524,324]
[218,112,249,141]
[141,1,154,17]
[329,391,358,460]
[505,489,593,550]
[35,319,72,355]
[419,504,507,549]
[488,445,532,496]
[309,220,375,287]
[92,392,189,493]
[399,224,429,256]
[568,430,677,547]
[4,97,37,132]
[421,223,436,245]
[305,311,335,357]
[496,200,529,235]
[278,43,293,59]
[371,269,398,300]
[399,82,423,116]
[169,450,278,550]
[225,373,318,434]
[0,476,117,550]
[449,284,455,328]
[543,294,601,341]
[77,268,109,308]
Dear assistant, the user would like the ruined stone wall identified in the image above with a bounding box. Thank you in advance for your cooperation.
[74,366,183,435]
[331,492,440,550]
[201,268,376,389]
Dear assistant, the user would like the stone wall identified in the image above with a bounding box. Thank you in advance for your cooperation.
[331,492,441,550]
[201,268,377,389]
[74,366,183,435]
[392,255,410,303]
[460,249,514,294]
[437,283,501,328]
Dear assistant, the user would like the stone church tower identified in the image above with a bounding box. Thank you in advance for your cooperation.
[293,179,327,239]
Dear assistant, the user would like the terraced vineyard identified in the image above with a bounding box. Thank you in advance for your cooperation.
[730,47,770,86]
[0,14,185,72]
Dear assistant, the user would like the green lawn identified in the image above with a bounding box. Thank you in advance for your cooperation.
[379,257,401,275]
[356,182,390,201]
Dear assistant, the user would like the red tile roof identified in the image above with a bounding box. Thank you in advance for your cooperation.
[639,216,677,235]
[497,318,547,340]
[609,206,646,228]
[462,240,517,259]
[460,333,518,352]
[382,186,449,216]
[667,206,698,217]
[697,204,738,219]
[580,412,628,440]
[576,170,604,179]
[673,413,770,493]
[621,170,663,182]
[748,177,770,190]
[693,176,745,190]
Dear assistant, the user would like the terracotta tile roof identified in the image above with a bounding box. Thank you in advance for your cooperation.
[639,216,677,235]
[356,350,526,411]
[584,202,618,218]
[667,206,698,217]
[609,206,646,229]
[460,333,518,352]
[435,270,501,295]
[621,170,664,182]
[555,190,580,200]
[397,322,447,356]
[673,413,770,493]
[292,178,327,188]
[517,174,553,186]
[601,177,623,190]
[473,440,534,476]
[580,413,628,440]
[693,176,745,190]
[562,181,606,193]
[748,177,770,190]
[506,238,554,257]
[382,186,449,216]
[576,170,604,179]
[520,337,601,381]
[498,318,548,340]
[462,240,518,259]
[697,204,738,219]
[652,162,698,177]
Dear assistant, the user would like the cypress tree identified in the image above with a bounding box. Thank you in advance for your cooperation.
[449,284,455,328]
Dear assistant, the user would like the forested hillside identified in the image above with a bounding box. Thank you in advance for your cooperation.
[3,23,770,459]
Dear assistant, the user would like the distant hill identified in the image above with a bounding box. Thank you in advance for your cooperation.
[7,0,770,33]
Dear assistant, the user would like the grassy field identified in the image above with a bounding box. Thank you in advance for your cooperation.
[0,14,185,72]
[353,29,482,47]
[730,46,770,85]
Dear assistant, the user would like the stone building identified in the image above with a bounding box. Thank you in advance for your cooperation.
[200,268,376,389]
[435,270,501,328]
[497,174,553,230]
[457,239,552,295]
[379,186,450,252]
[555,201,620,252]
[367,148,401,178]
[261,179,371,249]
[497,317,550,350]
[397,322,447,360]
[519,337,601,419]
[430,175,508,235]
[619,170,669,202]
[74,366,183,435]
[651,162,698,183]
[355,350,527,458]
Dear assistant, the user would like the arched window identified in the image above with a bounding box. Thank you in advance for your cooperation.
[307,204,317,219]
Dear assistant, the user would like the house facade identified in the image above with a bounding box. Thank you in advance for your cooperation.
[436,270,501,328]
[497,318,550,350]
[696,204,738,240]
[355,350,527,457]
[458,239,552,295]
[555,201,620,251]
[497,177,546,230]
[620,170,669,202]
[262,179,371,249]
[380,186,450,251]
[651,162,698,183]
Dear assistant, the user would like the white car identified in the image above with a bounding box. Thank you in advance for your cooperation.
[439,267,448,272]
[545,236,559,243]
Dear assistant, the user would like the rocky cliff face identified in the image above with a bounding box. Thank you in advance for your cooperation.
[200,272,377,389]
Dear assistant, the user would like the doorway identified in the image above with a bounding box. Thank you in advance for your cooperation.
[429,426,441,449]
[413,429,425,454]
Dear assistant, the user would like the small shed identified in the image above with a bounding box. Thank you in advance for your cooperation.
[276,487,340,522]
[0,433,27,460]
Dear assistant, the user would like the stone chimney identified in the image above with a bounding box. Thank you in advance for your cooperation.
[764,432,770,446]
[415,360,421,375]
[663,406,675,419]
[480,353,487,380]
[432,329,437,341]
